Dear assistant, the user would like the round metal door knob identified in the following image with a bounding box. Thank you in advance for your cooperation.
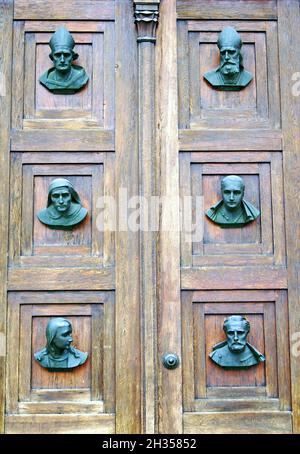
[162,353,180,370]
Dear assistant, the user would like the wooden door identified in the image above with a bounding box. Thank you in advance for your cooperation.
[1,0,300,436]
[0,0,141,434]
[157,0,300,434]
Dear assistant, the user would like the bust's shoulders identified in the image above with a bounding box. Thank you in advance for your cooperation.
[203,69,221,87]
[239,69,253,87]
[34,348,49,367]
[68,348,88,368]
[37,208,50,224]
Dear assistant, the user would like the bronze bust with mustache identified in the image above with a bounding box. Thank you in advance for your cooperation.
[209,315,265,369]
[34,318,88,371]
[204,26,253,91]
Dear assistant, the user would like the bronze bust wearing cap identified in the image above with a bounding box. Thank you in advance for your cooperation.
[34,318,88,371]
[37,178,88,230]
[209,315,265,369]
[39,26,89,94]
[204,26,253,91]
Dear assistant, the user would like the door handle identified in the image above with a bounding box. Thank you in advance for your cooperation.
[162,353,180,370]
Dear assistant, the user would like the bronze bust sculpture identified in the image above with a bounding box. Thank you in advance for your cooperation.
[203,26,253,91]
[205,175,260,228]
[34,318,88,371]
[209,315,265,369]
[39,26,89,94]
[37,178,88,230]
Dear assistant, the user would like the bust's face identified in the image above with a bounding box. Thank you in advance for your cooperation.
[53,324,73,351]
[221,178,244,211]
[225,321,248,353]
[220,46,240,76]
[52,49,73,74]
[50,187,72,213]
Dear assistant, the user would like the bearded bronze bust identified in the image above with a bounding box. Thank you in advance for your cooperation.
[203,26,253,91]
[37,178,88,230]
[39,26,89,94]
[34,318,88,371]
[209,315,265,369]
[205,175,260,228]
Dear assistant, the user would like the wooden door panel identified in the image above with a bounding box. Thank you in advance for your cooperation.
[13,20,114,130]
[178,19,280,130]
[6,291,115,427]
[9,152,115,267]
[155,0,299,434]
[180,151,285,267]
[2,0,140,434]
[182,290,290,414]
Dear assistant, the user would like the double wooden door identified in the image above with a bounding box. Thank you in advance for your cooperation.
[0,0,299,434]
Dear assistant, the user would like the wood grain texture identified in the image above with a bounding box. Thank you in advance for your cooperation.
[179,130,282,151]
[0,0,13,434]
[11,130,114,151]
[5,414,115,434]
[177,0,277,20]
[181,290,291,414]
[8,268,115,290]
[115,0,141,434]
[181,267,288,290]
[278,0,300,433]
[156,0,182,434]
[183,411,292,434]
[14,1,115,20]
[138,32,158,434]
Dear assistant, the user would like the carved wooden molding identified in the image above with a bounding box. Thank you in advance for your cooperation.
[134,1,159,43]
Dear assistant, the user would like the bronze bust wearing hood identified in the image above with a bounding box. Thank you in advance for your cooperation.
[37,178,88,230]
[39,26,89,94]
[34,317,88,371]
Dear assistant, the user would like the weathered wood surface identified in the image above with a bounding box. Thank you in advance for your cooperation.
[137,9,158,433]
[184,412,292,434]
[6,414,115,434]
[0,0,13,434]
[115,0,141,434]
[11,130,114,151]
[177,0,277,20]
[14,0,115,20]
[156,0,182,434]
[278,0,300,431]
[181,267,287,290]
[8,268,115,290]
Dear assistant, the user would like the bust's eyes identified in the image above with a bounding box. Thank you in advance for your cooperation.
[221,50,236,56]
[54,52,72,59]
[223,190,242,195]
[52,192,70,198]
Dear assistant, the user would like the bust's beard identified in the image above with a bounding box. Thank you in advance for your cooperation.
[220,62,240,76]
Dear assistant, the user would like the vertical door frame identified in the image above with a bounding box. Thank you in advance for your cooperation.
[0,0,13,434]
[156,0,182,434]
[277,0,300,434]
[134,0,160,434]
[115,0,141,433]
